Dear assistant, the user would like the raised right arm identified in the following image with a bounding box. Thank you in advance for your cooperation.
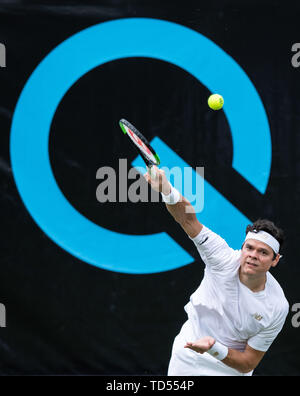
[144,167,203,238]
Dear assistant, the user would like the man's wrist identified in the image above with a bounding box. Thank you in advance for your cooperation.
[206,341,229,361]
[161,183,171,195]
[161,185,181,205]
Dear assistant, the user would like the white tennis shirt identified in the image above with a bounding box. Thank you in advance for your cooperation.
[168,226,289,376]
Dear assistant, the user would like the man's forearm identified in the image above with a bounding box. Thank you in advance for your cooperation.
[165,196,203,239]
[221,349,254,374]
[185,338,257,374]
[165,195,193,224]
[143,169,203,238]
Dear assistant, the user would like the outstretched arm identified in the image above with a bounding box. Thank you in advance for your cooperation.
[144,167,203,238]
[184,337,265,374]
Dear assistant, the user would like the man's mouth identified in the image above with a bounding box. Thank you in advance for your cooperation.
[246,261,258,267]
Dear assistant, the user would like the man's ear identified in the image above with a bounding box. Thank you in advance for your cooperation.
[271,253,281,268]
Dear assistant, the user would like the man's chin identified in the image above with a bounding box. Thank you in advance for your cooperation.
[241,263,258,275]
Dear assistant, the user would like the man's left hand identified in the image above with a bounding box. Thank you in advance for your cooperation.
[184,336,216,354]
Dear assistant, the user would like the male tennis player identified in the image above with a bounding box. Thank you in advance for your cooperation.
[144,167,289,376]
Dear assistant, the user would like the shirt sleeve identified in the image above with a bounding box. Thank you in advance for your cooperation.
[190,225,240,273]
[247,302,289,352]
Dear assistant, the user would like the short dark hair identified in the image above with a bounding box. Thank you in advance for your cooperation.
[245,219,285,259]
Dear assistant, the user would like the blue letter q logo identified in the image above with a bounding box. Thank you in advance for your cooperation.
[10,18,271,274]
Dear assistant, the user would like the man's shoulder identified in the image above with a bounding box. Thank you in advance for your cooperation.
[266,272,289,314]
[191,225,237,254]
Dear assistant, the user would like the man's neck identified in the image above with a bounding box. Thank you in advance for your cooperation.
[239,269,267,293]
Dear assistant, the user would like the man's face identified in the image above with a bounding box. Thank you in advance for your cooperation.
[240,239,280,277]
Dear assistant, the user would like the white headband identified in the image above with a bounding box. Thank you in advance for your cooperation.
[245,230,280,255]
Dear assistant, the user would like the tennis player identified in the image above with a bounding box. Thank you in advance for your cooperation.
[144,167,289,376]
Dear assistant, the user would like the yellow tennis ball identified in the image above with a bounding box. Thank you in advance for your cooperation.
[208,94,224,110]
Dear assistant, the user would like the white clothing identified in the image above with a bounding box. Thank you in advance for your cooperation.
[168,226,289,376]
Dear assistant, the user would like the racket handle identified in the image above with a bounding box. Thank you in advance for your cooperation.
[148,166,157,180]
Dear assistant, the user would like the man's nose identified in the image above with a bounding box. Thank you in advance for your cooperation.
[249,250,258,259]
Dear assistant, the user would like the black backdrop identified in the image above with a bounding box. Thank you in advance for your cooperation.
[0,0,300,375]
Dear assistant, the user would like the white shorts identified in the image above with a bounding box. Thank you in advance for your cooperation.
[167,320,251,376]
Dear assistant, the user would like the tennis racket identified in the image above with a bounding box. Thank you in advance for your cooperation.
[119,118,160,179]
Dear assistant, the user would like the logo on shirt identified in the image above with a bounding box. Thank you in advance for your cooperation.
[253,313,263,321]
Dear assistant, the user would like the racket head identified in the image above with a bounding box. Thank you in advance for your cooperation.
[119,118,160,167]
